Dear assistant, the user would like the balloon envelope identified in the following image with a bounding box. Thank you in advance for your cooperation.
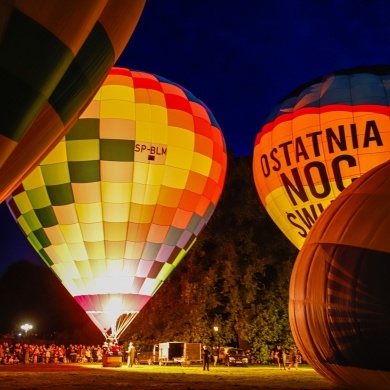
[7,68,227,339]
[289,159,390,389]
[0,0,145,203]
[253,65,390,249]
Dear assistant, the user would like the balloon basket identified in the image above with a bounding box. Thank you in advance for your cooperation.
[102,353,123,367]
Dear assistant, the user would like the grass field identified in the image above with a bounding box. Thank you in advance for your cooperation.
[0,363,347,389]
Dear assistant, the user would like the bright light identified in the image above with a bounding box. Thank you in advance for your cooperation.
[107,297,122,314]
[21,323,32,334]
[105,297,123,340]
[213,326,219,332]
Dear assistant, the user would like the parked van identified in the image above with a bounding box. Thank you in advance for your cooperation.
[217,346,233,363]
[134,344,159,365]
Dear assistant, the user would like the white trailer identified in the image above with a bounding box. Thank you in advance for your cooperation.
[158,342,202,366]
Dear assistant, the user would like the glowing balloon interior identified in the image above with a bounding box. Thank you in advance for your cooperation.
[7,68,227,340]
[289,159,390,389]
[253,65,390,249]
[0,0,145,204]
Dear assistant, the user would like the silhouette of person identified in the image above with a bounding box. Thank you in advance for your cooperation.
[202,345,210,371]
[127,342,135,367]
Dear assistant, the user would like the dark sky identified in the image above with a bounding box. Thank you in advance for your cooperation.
[2,0,390,274]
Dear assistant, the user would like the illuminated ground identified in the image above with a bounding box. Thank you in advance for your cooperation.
[0,363,346,389]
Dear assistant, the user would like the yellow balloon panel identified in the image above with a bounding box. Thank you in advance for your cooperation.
[85,242,105,261]
[76,203,102,224]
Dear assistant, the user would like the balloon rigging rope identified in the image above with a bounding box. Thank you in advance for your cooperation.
[115,312,139,339]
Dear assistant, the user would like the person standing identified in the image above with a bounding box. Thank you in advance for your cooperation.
[23,344,30,364]
[275,345,286,370]
[202,345,210,371]
[287,346,298,370]
[127,342,136,367]
[281,348,287,370]
[213,346,219,366]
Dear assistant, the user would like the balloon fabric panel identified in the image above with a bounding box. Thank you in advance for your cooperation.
[7,68,227,339]
[0,0,146,203]
[289,160,390,389]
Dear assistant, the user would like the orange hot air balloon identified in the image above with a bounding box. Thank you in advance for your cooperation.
[253,65,390,249]
[0,0,145,204]
[7,68,227,340]
[289,159,390,389]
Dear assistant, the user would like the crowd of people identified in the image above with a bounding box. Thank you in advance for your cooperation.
[0,340,304,368]
[0,341,115,365]
[271,345,303,370]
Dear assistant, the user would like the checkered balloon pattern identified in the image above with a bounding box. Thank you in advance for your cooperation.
[7,68,227,337]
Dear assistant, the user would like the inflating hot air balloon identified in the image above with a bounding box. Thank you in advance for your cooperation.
[253,65,390,249]
[6,68,227,341]
[0,0,145,204]
[289,159,390,390]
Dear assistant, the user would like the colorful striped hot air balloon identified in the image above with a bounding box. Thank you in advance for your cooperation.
[289,159,390,390]
[6,68,227,340]
[0,0,145,204]
[253,65,390,249]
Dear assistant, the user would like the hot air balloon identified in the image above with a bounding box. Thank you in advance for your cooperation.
[6,68,227,341]
[0,0,146,204]
[289,159,390,390]
[253,65,390,249]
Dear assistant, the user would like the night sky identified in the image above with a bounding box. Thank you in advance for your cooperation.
[1,0,390,274]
